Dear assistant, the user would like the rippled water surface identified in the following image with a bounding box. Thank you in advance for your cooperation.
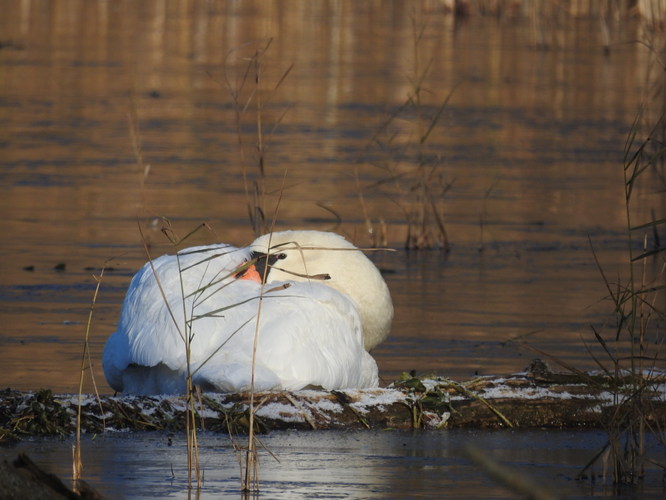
[1,0,662,393]
[1,1,665,497]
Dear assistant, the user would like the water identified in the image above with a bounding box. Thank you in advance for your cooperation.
[2,430,665,499]
[1,0,661,393]
[1,1,665,497]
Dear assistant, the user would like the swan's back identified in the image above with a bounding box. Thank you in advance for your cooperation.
[102,235,379,395]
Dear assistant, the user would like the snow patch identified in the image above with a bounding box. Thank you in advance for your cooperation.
[256,402,305,423]
[343,388,406,414]
[478,385,581,400]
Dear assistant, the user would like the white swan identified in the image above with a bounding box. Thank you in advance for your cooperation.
[102,230,393,395]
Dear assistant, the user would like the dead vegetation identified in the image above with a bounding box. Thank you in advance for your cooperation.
[2,364,665,440]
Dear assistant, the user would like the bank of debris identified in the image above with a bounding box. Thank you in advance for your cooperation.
[1,361,665,440]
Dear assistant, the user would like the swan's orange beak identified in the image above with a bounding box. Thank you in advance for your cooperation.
[235,252,279,283]
[235,264,262,283]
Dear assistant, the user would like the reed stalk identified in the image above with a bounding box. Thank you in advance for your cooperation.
[514,16,666,488]
[223,41,292,493]
[178,248,201,488]
[72,266,106,493]
[361,9,457,250]
[129,101,212,489]
[577,92,666,489]
[137,221,205,489]
[223,38,293,238]
[130,87,205,487]
[608,106,664,484]
[122,37,297,495]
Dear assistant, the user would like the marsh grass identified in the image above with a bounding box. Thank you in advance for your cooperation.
[145,212,291,494]
[138,220,209,488]
[222,39,294,493]
[223,38,293,238]
[586,107,666,486]
[126,97,210,489]
[135,217,282,492]
[581,21,666,485]
[361,10,456,250]
[527,92,666,490]
[241,231,274,494]
[510,12,666,489]
[102,40,293,494]
[126,90,252,490]
[68,96,155,490]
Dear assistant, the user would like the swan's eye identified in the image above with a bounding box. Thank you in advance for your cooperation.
[277,253,287,260]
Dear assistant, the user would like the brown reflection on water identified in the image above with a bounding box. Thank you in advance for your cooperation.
[0,1,664,393]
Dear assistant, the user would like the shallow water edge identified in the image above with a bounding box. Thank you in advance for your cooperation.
[2,428,665,500]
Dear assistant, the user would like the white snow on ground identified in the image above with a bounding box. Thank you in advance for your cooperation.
[343,388,407,415]
[254,389,408,421]
[255,402,306,423]
[476,384,582,401]
[305,398,344,414]
[44,370,664,430]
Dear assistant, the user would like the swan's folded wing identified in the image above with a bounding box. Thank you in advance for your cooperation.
[102,243,249,393]
[193,281,379,392]
[103,244,379,394]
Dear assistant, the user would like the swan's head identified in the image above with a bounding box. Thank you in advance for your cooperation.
[249,230,393,351]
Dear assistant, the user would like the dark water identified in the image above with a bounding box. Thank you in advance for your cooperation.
[1,1,665,497]
[2,430,665,499]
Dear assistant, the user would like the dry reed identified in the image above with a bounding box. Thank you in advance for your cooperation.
[223,38,293,238]
[359,8,457,250]
[72,265,106,494]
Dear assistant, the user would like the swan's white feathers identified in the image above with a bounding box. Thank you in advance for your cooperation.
[102,231,390,395]
[104,243,252,391]
[251,230,393,351]
[193,282,377,392]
